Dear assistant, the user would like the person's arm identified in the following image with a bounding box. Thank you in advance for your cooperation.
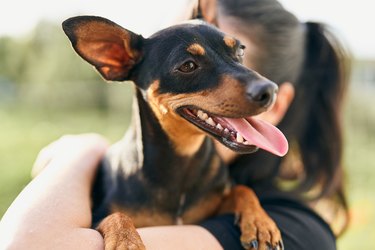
[0,134,223,250]
[139,226,223,250]
[0,134,107,250]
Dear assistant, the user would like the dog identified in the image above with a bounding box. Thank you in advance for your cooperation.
[62,15,287,250]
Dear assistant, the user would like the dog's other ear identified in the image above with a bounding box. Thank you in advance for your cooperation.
[62,16,144,81]
[193,0,217,25]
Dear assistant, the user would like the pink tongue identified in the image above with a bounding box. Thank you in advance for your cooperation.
[225,117,288,156]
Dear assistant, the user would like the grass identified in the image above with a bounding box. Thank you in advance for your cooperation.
[0,87,374,249]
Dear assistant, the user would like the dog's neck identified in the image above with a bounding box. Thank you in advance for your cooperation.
[93,89,228,225]
[144,81,206,156]
[112,89,220,188]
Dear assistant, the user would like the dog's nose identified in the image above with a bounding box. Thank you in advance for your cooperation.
[246,79,278,108]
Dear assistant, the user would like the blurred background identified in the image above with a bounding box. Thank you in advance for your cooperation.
[0,0,374,249]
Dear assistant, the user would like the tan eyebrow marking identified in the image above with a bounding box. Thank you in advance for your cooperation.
[187,43,206,56]
[223,36,236,48]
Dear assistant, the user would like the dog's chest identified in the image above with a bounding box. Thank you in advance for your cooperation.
[92,150,229,226]
[110,191,224,227]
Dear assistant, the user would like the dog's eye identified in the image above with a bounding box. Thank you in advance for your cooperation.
[178,61,198,73]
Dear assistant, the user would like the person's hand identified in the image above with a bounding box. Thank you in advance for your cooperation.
[32,133,109,177]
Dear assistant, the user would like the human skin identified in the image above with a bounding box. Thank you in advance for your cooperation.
[0,133,224,250]
[0,134,107,250]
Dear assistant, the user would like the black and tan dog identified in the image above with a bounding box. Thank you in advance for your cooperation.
[63,16,288,250]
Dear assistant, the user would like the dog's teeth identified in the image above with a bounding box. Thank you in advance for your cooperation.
[216,123,223,131]
[236,133,244,143]
[197,110,208,120]
[243,140,250,145]
[197,110,203,119]
[197,110,209,120]
[224,128,229,134]
[206,117,216,126]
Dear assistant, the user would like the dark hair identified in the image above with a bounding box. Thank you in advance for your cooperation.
[217,0,350,233]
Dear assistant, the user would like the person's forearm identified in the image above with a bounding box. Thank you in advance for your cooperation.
[138,225,223,250]
[0,134,223,250]
[0,134,108,249]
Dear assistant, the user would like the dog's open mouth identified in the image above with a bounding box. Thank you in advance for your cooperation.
[178,107,288,156]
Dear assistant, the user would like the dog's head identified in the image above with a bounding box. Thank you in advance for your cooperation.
[63,16,288,157]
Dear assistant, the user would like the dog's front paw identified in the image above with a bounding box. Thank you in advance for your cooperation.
[236,210,283,250]
[97,212,146,250]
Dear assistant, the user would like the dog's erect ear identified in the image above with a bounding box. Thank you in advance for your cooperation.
[62,16,144,81]
[192,0,217,25]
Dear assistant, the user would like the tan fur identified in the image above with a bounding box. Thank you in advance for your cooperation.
[73,20,142,80]
[181,193,223,223]
[111,205,175,227]
[75,21,139,60]
[197,0,218,25]
[187,43,206,56]
[147,81,205,156]
[97,212,146,250]
[146,75,263,156]
[219,185,282,248]
[110,194,223,227]
[223,35,237,48]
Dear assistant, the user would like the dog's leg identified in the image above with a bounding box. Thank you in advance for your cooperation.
[97,212,146,250]
[219,185,283,250]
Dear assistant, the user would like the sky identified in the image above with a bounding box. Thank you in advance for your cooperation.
[0,0,374,59]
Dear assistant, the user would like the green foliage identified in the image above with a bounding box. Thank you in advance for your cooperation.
[0,20,132,110]
[0,21,95,84]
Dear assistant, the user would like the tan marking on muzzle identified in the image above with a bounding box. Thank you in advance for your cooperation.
[146,75,265,155]
[178,75,261,117]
